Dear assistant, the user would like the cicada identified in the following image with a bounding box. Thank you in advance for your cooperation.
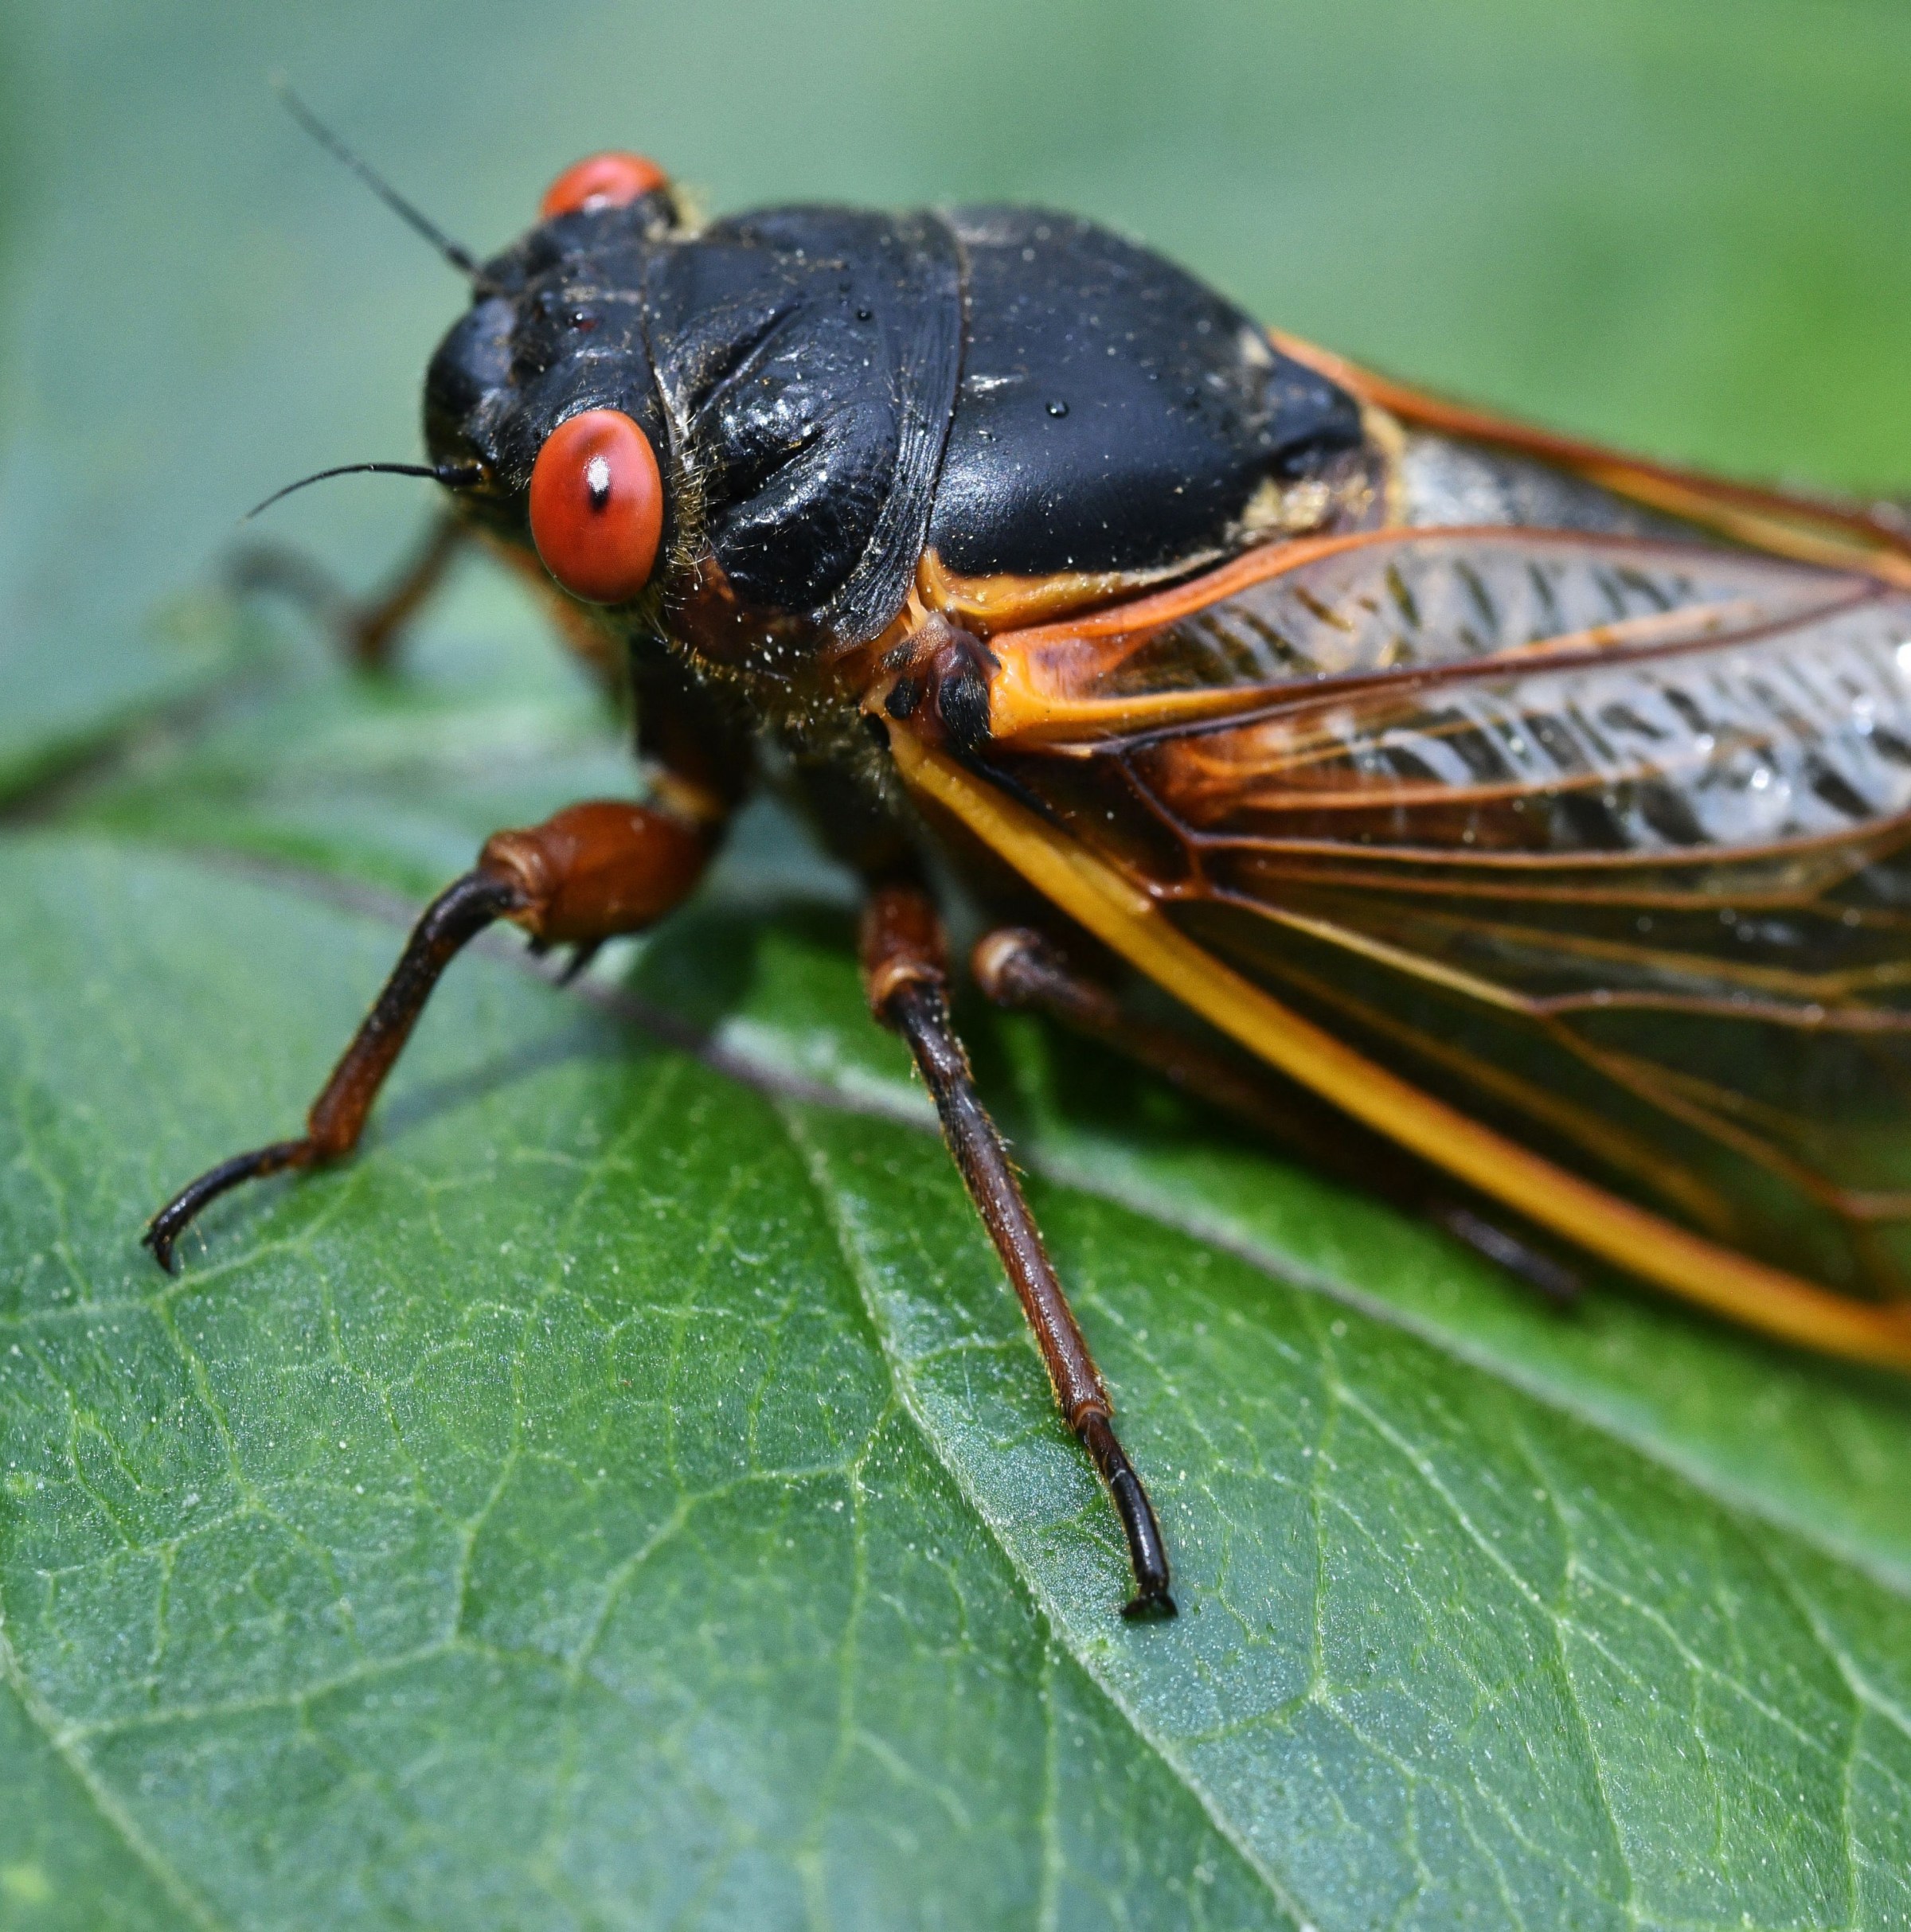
[147,123,1911,1619]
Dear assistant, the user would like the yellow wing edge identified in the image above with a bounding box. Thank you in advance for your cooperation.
[889,726,1911,1371]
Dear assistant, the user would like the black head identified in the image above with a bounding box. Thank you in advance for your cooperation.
[424,154,685,606]
[424,185,973,662]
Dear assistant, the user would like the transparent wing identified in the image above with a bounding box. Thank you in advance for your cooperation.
[971,527,1911,1302]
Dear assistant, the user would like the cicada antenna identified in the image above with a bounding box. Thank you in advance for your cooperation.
[272,76,484,281]
[243,460,485,522]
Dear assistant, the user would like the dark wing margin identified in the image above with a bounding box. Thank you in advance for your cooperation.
[882,523,1911,1364]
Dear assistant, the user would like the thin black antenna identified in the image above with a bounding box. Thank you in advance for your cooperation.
[272,76,483,279]
[244,461,483,521]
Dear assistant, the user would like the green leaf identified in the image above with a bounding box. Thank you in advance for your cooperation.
[0,837,1284,1929]
[6,834,1911,1930]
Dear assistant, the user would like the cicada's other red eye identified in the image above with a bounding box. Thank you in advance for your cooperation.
[527,410,664,604]
[539,151,670,220]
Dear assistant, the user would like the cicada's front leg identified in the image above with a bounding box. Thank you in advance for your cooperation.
[144,796,717,1270]
[860,885,1176,1619]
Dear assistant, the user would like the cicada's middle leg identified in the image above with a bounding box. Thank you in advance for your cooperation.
[970,923,1580,1309]
[860,887,1176,1620]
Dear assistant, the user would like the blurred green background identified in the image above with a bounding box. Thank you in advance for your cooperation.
[6,0,1911,789]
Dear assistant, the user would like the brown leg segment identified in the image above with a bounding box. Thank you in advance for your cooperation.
[229,511,466,671]
[145,799,713,1270]
[861,888,1175,1618]
[972,925,1580,1307]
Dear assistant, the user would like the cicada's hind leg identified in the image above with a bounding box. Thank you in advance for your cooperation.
[145,794,720,1270]
[971,924,1580,1309]
[861,888,1176,1620]
[229,509,468,672]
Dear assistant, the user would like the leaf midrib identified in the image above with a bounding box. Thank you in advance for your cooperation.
[777,1099,1315,1928]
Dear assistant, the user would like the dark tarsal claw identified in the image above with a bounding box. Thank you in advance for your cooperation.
[1079,1411,1177,1619]
[142,1139,313,1274]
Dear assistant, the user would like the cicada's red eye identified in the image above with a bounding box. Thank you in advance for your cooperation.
[528,410,663,604]
[539,151,670,220]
